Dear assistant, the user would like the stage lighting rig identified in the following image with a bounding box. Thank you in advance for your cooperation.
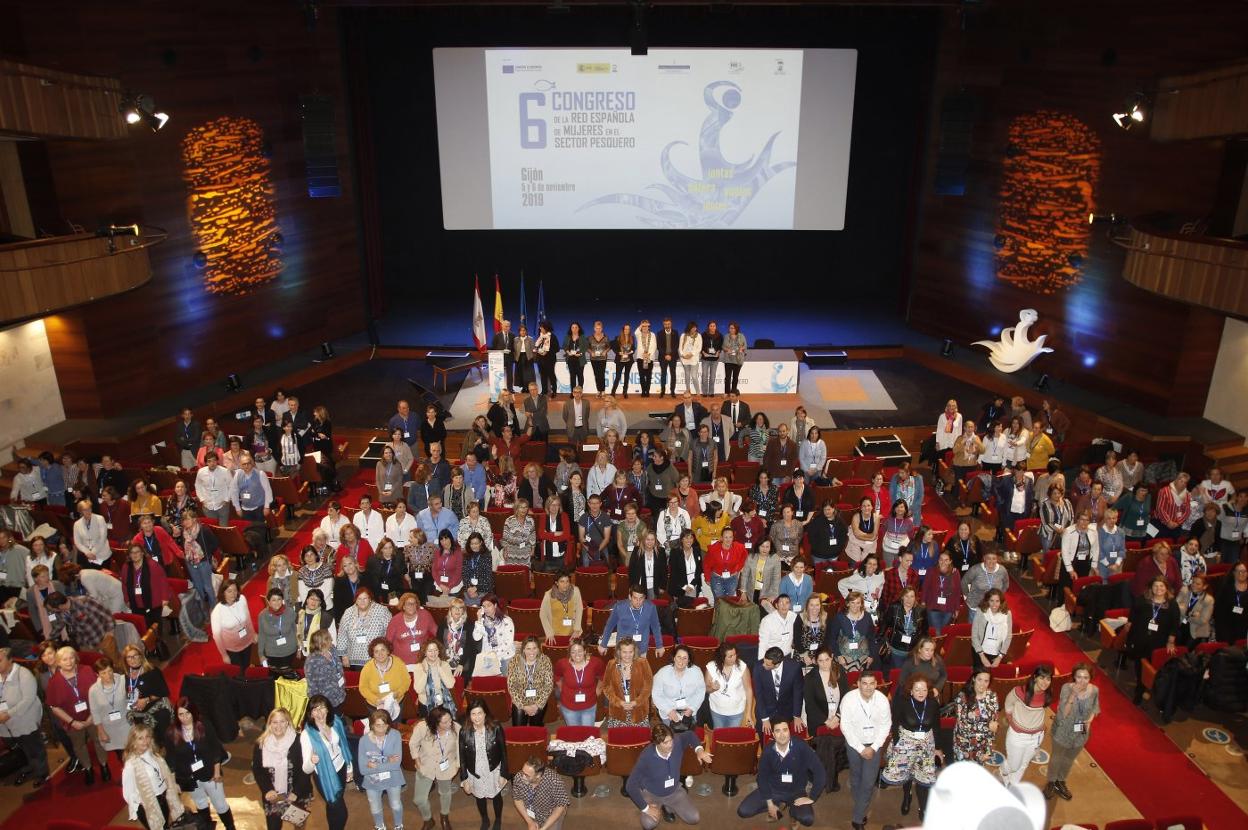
[120,93,169,132]
[1112,92,1148,130]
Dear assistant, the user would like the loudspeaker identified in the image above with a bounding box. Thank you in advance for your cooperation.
[299,95,341,198]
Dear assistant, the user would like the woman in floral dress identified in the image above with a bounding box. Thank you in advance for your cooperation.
[953,668,999,764]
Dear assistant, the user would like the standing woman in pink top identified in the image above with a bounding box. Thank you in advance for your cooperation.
[209,580,255,668]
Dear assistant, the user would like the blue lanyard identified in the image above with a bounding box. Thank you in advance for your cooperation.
[68,674,82,702]
[1151,603,1162,622]
[910,696,927,725]
[629,606,642,634]
[1187,593,1200,614]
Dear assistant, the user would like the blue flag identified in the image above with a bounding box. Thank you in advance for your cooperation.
[537,279,547,323]
[518,271,527,328]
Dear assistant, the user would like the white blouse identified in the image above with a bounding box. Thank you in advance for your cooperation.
[707,661,748,716]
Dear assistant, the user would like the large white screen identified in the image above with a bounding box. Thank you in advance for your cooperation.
[433,47,857,230]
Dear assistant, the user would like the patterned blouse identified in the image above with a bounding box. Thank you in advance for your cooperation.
[506,655,555,708]
[954,690,999,764]
[746,428,770,462]
[768,519,803,564]
[336,603,393,666]
[462,552,495,594]
[750,484,781,522]
[457,515,496,552]
[502,516,537,565]
[405,543,437,580]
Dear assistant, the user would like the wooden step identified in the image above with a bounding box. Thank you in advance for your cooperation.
[1207,444,1248,462]
[1222,459,1248,476]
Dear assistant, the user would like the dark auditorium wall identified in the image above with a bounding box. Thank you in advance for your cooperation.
[7,1,366,417]
[344,3,940,314]
[909,0,1244,417]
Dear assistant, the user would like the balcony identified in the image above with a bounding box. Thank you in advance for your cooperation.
[1117,216,1248,317]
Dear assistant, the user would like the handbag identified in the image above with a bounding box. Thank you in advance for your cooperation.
[265,796,311,827]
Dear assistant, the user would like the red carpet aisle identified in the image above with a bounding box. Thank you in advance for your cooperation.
[921,488,1248,829]
[0,473,372,830]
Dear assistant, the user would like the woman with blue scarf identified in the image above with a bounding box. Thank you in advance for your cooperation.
[299,694,353,830]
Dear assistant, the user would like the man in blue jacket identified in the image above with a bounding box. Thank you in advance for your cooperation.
[751,646,805,736]
[598,585,666,658]
[736,719,825,826]
[628,723,713,828]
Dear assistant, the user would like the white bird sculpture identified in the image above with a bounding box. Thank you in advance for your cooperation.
[972,309,1054,373]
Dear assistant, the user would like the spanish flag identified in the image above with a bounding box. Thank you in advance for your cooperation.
[493,274,504,334]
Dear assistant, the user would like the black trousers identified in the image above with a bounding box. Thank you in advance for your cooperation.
[659,359,678,394]
[227,648,253,669]
[516,356,535,388]
[638,361,654,395]
[313,766,349,830]
[137,793,171,830]
[589,360,607,393]
[723,362,742,394]
[612,360,634,394]
[737,789,815,826]
[566,358,585,390]
[512,705,545,727]
[539,357,559,396]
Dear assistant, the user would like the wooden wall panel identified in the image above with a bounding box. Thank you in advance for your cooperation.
[909,0,1246,417]
[8,0,366,417]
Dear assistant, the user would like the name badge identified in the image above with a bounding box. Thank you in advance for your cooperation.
[808,642,818,651]
[355,635,369,644]
[1073,722,1086,733]
[1076,552,1088,560]
[1136,518,1145,526]
[527,808,537,819]
[1233,530,1242,540]
[384,485,392,492]
[795,511,804,518]
[918,569,927,577]
[524,688,537,698]
[937,596,947,605]
[781,545,791,552]
[403,431,411,439]
[275,637,287,646]
[381,582,390,590]
[702,462,709,469]
[758,510,767,518]
[848,641,860,650]
[438,759,450,772]
[780,773,793,783]
[243,492,253,501]
[190,759,205,772]
[74,701,88,713]
[106,522,113,531]
[901,634,913,644]
[108,710,123,722]
[413,571,424,579]
[237,627,248,637]
[780,460,788,467]
[721,570,731,579]
[378,683,391,694]
[134,585,143,595]
[663,777,676,789]
[614,508,623,516]
[713,436,720,443]
[1147,621,1159,631]
[655,484,663,492]
[861,724,876,740]
[961,561,969,571]
[470,578,479,585]
[744,542,753,549]
[624,693,631,703]
[410,642,421,652]
[632,633,643,642]
[675,697,687,709]
[562,617,573,627]
[389,597,399,606]
[338,676,346,687]
[574,692,587,703]
[1234,606,1244,616]
[440,575,450,582]
[674,441,682,449]
[375,770,391,781]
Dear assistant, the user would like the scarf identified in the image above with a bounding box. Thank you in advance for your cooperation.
[551,581,575,605]
[299,559,332,588]
[307,719,350,803]
[261,728,297,794]
[425,663,456,716]
[652,459,671,476]
[131,750,182,830]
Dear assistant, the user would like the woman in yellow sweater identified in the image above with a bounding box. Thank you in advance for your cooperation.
[358,638,411,717]
[692,501,729,551]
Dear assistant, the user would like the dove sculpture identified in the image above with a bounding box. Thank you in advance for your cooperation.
[972,309,1054,373]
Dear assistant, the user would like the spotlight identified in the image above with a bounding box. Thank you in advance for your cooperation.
[120,94,170,132]
[1034,373,1050,392]
[629,0,648,56]
[1088,212,1121,225]
[1112,93,1148,130]
[225,373,243,393]
[941,338,955,358]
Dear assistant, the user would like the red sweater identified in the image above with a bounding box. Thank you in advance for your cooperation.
[335,539,374,569]
[132,526,183,566]
[47,666,98,722]
[555,656,604,711]
[120,558,172,611]
[386,609,438,662]
[703,541,748,581]
[730,515,767,551]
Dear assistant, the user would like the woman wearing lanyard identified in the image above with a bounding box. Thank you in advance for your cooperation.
[459,697,509,830]
[121,723,185,829]
[209,580,255,669]
[895,638,947,699]
[365,537,406,608]
[971,589,1012,671]
[555,638,604,727]
[375,446,404,508]
[953,669,999,765]
[405,528,438,605]
[460,533,492,607]
[881,588,928,671]
[337,522,375,571]
[794,594,831,669]
[301,694,354,830]
[439,598,478,680]
[921,552,960,635]
[739,537,781,612]
[838,555,885,622]
[943,521,983,574]
[1176,573,1214,646]
[337,588,391,670]
[651,645,704,732]
[120,543,172,629]
[122,645,173,750]
[911,527,940,580]
[408,705,461,830]
[705,642,752,730]
[744,413,771,464]
[1059,512,1099,593]
[387,592,437,668]
[507,636,554,726]
[472,595,516,677]
[1126,576,1180,705]
[1000,665,1053,786]
[767,504,804,568]
[253,708,313,830]
[536,498,575,572]
[304,629,345,712]
[299,544,336,614]
[169,699,235,830]
[832,591,879,673]
[358,709,405,830]
[604,639,654,728]
[844,498,879,566]
[1044,663,1100,802]
[412,640,458,718]
[880,501,915,569]
[782,469,816,523]
[88,657,131,763]
[780,559,813,613]
[360,638,412,721]
[326,549,364,621]
[881,676,943,820]
[297,589,335,657]
[48,646,109,784]
[540,569,585,644]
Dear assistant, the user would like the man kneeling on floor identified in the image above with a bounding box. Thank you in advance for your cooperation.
[736,719,825,826]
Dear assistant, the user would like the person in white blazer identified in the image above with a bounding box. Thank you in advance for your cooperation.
[1059,512,1100,588]
[678,322,702,396]
[935,400,963,453]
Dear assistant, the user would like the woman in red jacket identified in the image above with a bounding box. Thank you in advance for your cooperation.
[119,543,172,628]
[535,497,575,572]
[703,525,747,600]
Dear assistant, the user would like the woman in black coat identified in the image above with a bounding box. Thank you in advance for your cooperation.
[1125,575,1181,705]
[458,697,510,829]
[802,649,849,791]
[1213,562,1248,645]
[943,521,984,573]
[251,708,313,830]
[169,698,236,830]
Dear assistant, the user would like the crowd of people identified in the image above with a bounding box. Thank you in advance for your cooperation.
[0,377,1244,830]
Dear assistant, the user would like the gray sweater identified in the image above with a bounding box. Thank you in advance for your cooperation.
[257,606,299,659]
[962,563,1010,609]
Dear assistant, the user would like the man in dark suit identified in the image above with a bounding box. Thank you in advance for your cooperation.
[281,395,312,445]
[993,467,1035,543]
[523,382,550,442]
[658,317,679,399]
[676,391,708,435]
[726,391,751,440]
[752,646,805,736]
[491,319,516,391]
[173,408,203,470]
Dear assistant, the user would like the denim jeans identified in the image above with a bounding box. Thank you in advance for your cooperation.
[700,361,719,396]
[186,558,218,608]
[709,573,738,600]
[190,779,231,814]
[710,710,743,729]
[928,610,954,635]
[560,705,597,727]
[366,785,404,827]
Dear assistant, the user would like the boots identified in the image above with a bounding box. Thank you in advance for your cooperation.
[220,809,237,830]
[421,821,435,830]
[1054,780,1073,800]
[84,766,95,785]
[900,782,913,815]
[441,816,453,830]
[100,762,112,783]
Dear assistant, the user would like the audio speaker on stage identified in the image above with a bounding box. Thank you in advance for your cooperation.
[802,350,848,366]
[934,93,977,196]
[300,95,341,198]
